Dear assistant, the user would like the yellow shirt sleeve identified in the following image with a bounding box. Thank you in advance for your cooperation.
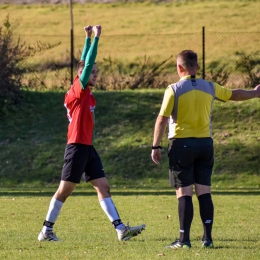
[214,82,232,101]
[159,85,174,117]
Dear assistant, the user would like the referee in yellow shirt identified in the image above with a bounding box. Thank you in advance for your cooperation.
[151,50,260,249]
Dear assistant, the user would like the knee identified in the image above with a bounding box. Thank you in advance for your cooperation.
[55,188,73,202]
[195,184,211,197]
[97,182,110,193]
[198,193,212,202]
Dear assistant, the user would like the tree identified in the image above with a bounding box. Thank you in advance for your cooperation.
[0,15,27,114]
[0,15,60,115]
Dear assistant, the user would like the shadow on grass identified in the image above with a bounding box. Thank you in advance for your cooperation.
[0,188,260,197]
[1,90,259,186]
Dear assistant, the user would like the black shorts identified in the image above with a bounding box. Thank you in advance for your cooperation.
[61,143,105,183]
[168,138,214,188]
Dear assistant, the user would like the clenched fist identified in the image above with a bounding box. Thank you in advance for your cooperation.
[93,25,101,38]
[84,25,93,38]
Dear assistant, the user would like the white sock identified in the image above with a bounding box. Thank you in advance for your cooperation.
[42,197,63,233]
[99,197,125,231]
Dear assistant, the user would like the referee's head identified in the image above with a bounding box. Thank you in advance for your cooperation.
[177,50,199,76]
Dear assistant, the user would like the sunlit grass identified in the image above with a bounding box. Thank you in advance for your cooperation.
[0,1,259,35]
[0,90,259,188]
[1,1,259,90]
[0,189,260,260]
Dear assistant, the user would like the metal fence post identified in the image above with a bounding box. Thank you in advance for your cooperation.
[202,26,205,79]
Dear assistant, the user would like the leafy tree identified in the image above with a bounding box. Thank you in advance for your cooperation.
[0,15,26,114]
[0,15,60,115]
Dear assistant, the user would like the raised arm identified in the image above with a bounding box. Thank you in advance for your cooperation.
[230,84,260,101]
[80,25,92,61]
[80,25,102,88]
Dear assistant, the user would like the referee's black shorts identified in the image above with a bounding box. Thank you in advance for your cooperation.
[61,143,105,184]
[168,137,214,188]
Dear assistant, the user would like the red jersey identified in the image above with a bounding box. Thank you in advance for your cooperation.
[64,76,96,145]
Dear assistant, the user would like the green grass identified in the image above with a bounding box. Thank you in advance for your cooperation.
[0,188,260,260]
[0,2,259,258]
[0,1,259,35]
[0,89,259,188]
[1,1,260,90]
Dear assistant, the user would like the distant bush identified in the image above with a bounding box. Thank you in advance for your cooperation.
[234,51,260,88]
[97,55,174,90]
[206,60,231,86]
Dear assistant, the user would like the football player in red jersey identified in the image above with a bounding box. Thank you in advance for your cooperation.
[38,25,145,242]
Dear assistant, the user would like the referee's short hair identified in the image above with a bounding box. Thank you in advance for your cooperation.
[177,50,198,70]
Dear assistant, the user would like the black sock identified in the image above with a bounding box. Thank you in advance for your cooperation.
[198,193,214,241]
[112,219,123,228]
[178,196,193,243]
[43,220,54,228]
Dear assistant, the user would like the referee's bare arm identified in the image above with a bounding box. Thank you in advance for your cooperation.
[230,84,260,101]
[151,115,168,164]
[152,115,168,147]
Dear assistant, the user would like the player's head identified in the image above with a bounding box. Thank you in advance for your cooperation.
[88,64,98,87]
[77,61,98,87]
[77,60,85,74]
[177,50,199,75]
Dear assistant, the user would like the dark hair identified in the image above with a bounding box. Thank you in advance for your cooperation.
[77,60,96,73]
[177,50,198,70]
[77,60,85,72]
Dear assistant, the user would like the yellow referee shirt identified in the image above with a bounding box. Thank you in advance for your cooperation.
[159,75,232,138]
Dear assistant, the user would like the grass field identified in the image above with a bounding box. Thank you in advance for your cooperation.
[1,1,260,35]
[0,89,259,188]
[0,1,260,258]
[1,188,260,260]
[1,1,260,89]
